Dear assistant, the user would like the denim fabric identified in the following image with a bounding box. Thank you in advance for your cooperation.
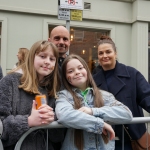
[56,89,133,150]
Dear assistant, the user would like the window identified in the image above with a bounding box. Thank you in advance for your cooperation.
[69,28,109,73]
[49,25,110,72]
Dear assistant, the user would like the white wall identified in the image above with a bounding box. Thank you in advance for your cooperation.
[0,0,149,76]
[136,1,150,22]
[0,0,132,23]
[0,12,46,71]
[114,23,132,65]
[0,12,132,73]
[0,0,58,15]
[83,0,132,23]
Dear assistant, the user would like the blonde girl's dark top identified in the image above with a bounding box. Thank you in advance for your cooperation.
[0,73,65,150]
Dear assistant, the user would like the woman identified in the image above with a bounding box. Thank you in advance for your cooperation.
[15,48,29,67]
[93,35,150,150]
[0,41,65,150]
[55,54,132,150]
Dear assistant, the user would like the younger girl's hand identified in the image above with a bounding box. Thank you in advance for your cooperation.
[78,106,93,115]
[103,122,115,140]
[28,100,54,127]
[38,104,54,123]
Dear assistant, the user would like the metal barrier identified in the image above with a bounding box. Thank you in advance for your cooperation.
[14,122,64,150]
[12,117,150,150]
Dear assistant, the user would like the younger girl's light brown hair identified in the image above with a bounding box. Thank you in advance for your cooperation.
[61,54,108,150]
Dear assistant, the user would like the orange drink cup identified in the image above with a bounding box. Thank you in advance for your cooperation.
[35,95,47,109]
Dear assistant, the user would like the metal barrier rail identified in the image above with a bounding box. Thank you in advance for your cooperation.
[12,117,150,150]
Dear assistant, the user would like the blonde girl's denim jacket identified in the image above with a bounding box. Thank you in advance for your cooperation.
[55,88,133,150]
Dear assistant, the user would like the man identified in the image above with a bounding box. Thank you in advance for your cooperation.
[48,26,70,67]
[49,26,69,144]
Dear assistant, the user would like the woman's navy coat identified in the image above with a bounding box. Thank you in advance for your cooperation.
[93,61,150,140]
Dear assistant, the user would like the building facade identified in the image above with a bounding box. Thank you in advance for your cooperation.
[0,0,150,80]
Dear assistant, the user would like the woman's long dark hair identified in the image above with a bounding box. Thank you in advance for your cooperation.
[61,54,108,150]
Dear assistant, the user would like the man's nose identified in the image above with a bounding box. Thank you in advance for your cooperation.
[44,58,50,64]
[103,53,107,57]
[59,38,64,43]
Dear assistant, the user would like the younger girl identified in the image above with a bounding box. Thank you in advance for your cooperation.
[55,54,133,150]
[0,41,64,150]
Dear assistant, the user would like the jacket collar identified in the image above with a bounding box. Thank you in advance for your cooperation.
[114,61,130,78]
[72,87,93,94]
[93,61,130,96]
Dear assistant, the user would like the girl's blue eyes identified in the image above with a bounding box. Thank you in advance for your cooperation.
[40,55,55,61]
[41,55,45,58]
[50,58,55,61]
[68,71,72,73]
[99,51,111,55]
[68,67,84,73]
